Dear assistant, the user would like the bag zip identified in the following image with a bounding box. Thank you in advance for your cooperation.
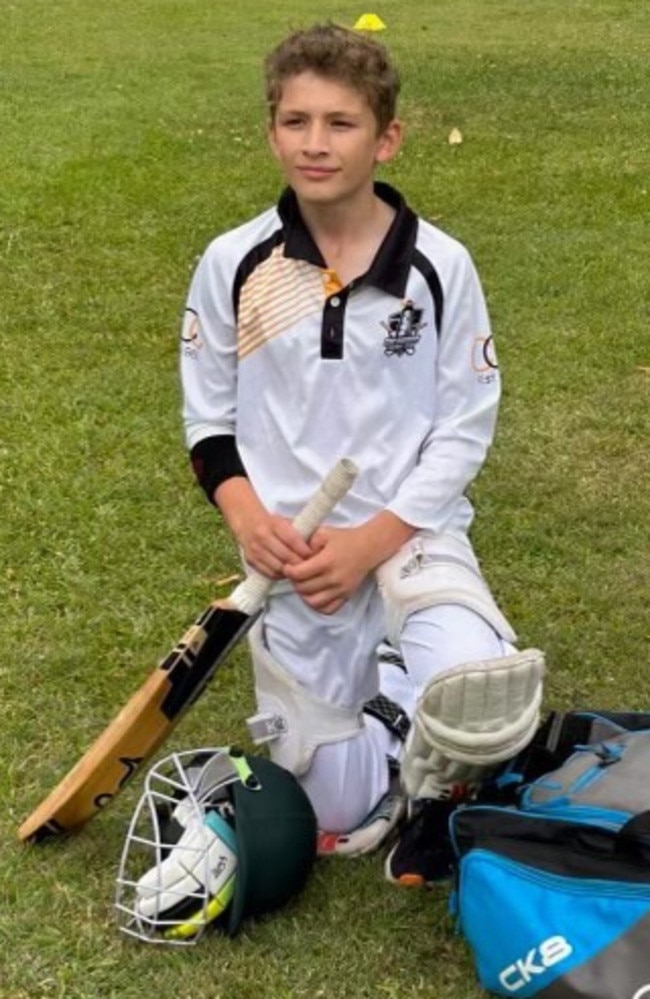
[521,802,632,830]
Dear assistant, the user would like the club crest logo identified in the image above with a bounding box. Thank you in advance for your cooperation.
[382,300,426,357]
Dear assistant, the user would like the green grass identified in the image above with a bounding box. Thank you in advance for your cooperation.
[2,1,648,995]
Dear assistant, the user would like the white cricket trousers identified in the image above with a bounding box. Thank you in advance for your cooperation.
[260,584,514,834]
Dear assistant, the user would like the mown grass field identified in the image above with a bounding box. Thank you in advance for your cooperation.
[1,1,648,996]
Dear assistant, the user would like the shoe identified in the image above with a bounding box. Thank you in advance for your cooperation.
[318,783,406,858]
[384,798,458,887]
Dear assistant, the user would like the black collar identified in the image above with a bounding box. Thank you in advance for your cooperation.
[277,182,418,298]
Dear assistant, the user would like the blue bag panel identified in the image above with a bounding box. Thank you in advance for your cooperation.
[457,849,650,998]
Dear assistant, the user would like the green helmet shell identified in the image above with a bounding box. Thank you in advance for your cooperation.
[227,753,318,935]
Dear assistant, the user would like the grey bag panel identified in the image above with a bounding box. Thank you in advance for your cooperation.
[524,731,650,818]
[539,910,650,999]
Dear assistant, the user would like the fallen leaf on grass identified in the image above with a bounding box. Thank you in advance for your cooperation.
[213,573,243,588]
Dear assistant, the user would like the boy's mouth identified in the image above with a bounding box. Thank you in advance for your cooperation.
[297,166,339,179]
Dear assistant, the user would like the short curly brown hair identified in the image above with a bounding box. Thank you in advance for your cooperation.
[264,23,401,133]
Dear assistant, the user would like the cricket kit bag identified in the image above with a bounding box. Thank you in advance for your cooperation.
[449,710,650,998]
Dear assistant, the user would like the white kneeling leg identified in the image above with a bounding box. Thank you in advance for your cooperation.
[246,621,365,778]
[401,648,545,799]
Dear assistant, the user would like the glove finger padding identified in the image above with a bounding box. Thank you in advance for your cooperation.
[401,649,545,800]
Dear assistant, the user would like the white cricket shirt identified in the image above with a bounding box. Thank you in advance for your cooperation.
[181,183,501,536]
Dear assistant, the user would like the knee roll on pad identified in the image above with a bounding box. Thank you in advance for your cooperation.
[246,622,364,777]
[401,648,545,799]
[376,533,517,646]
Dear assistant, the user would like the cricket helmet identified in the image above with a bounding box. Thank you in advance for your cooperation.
[115,746,317,944]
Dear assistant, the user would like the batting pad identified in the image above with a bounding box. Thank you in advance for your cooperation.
[401,649,545,800]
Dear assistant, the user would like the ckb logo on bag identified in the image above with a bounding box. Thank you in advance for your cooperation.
[499,936,573,992]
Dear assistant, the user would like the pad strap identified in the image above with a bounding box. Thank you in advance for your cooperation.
[363,694,410,743]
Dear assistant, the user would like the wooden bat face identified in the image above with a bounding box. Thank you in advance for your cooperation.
[18,604,252,842]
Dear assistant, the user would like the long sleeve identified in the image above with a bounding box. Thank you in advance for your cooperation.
[386,247,501,534]
[180,245,240,451]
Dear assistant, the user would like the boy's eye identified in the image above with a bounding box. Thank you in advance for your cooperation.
[277,115,357,130]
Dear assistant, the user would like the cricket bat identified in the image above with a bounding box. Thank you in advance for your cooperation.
[18,458,358,843]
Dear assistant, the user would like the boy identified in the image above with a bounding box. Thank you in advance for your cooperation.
[180,23,544,885]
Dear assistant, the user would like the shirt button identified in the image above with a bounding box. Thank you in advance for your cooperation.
[330,296,341,307]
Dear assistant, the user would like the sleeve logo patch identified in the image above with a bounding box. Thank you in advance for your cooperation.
[181,308,204,360]
[472,335,498,383]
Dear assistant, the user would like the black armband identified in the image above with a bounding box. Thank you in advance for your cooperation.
[189,436,248,506]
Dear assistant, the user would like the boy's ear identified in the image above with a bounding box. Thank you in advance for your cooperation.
[375,119,403,165]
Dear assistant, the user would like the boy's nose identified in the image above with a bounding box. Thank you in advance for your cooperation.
[302,122,330,155]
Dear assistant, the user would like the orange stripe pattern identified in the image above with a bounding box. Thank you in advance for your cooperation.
[238,247,324,359]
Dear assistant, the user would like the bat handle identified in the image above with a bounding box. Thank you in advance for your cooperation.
[227,458,359,616]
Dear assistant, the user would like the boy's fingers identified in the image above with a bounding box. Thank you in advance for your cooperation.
[283,554,328,584]
[299,587,345,614]
[308,528,329,553]
[273,519,314,559]
[291,576,328,596]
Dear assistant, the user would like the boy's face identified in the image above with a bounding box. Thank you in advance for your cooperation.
[268,72,402,210]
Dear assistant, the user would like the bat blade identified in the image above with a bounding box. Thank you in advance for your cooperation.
[18,604,252,842]
[18,458,357,843]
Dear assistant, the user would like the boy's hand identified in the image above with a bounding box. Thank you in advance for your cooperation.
[283,525,375,614]
[214,477,314,580]
[284,506,416,614]
[238,514,313,580]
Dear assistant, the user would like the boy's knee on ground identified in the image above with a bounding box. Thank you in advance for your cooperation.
[299,727,392,833]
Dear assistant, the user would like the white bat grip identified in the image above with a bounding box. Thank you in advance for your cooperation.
[227,458,358,616]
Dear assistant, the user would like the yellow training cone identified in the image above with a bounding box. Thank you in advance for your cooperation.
[354,13,387,31]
